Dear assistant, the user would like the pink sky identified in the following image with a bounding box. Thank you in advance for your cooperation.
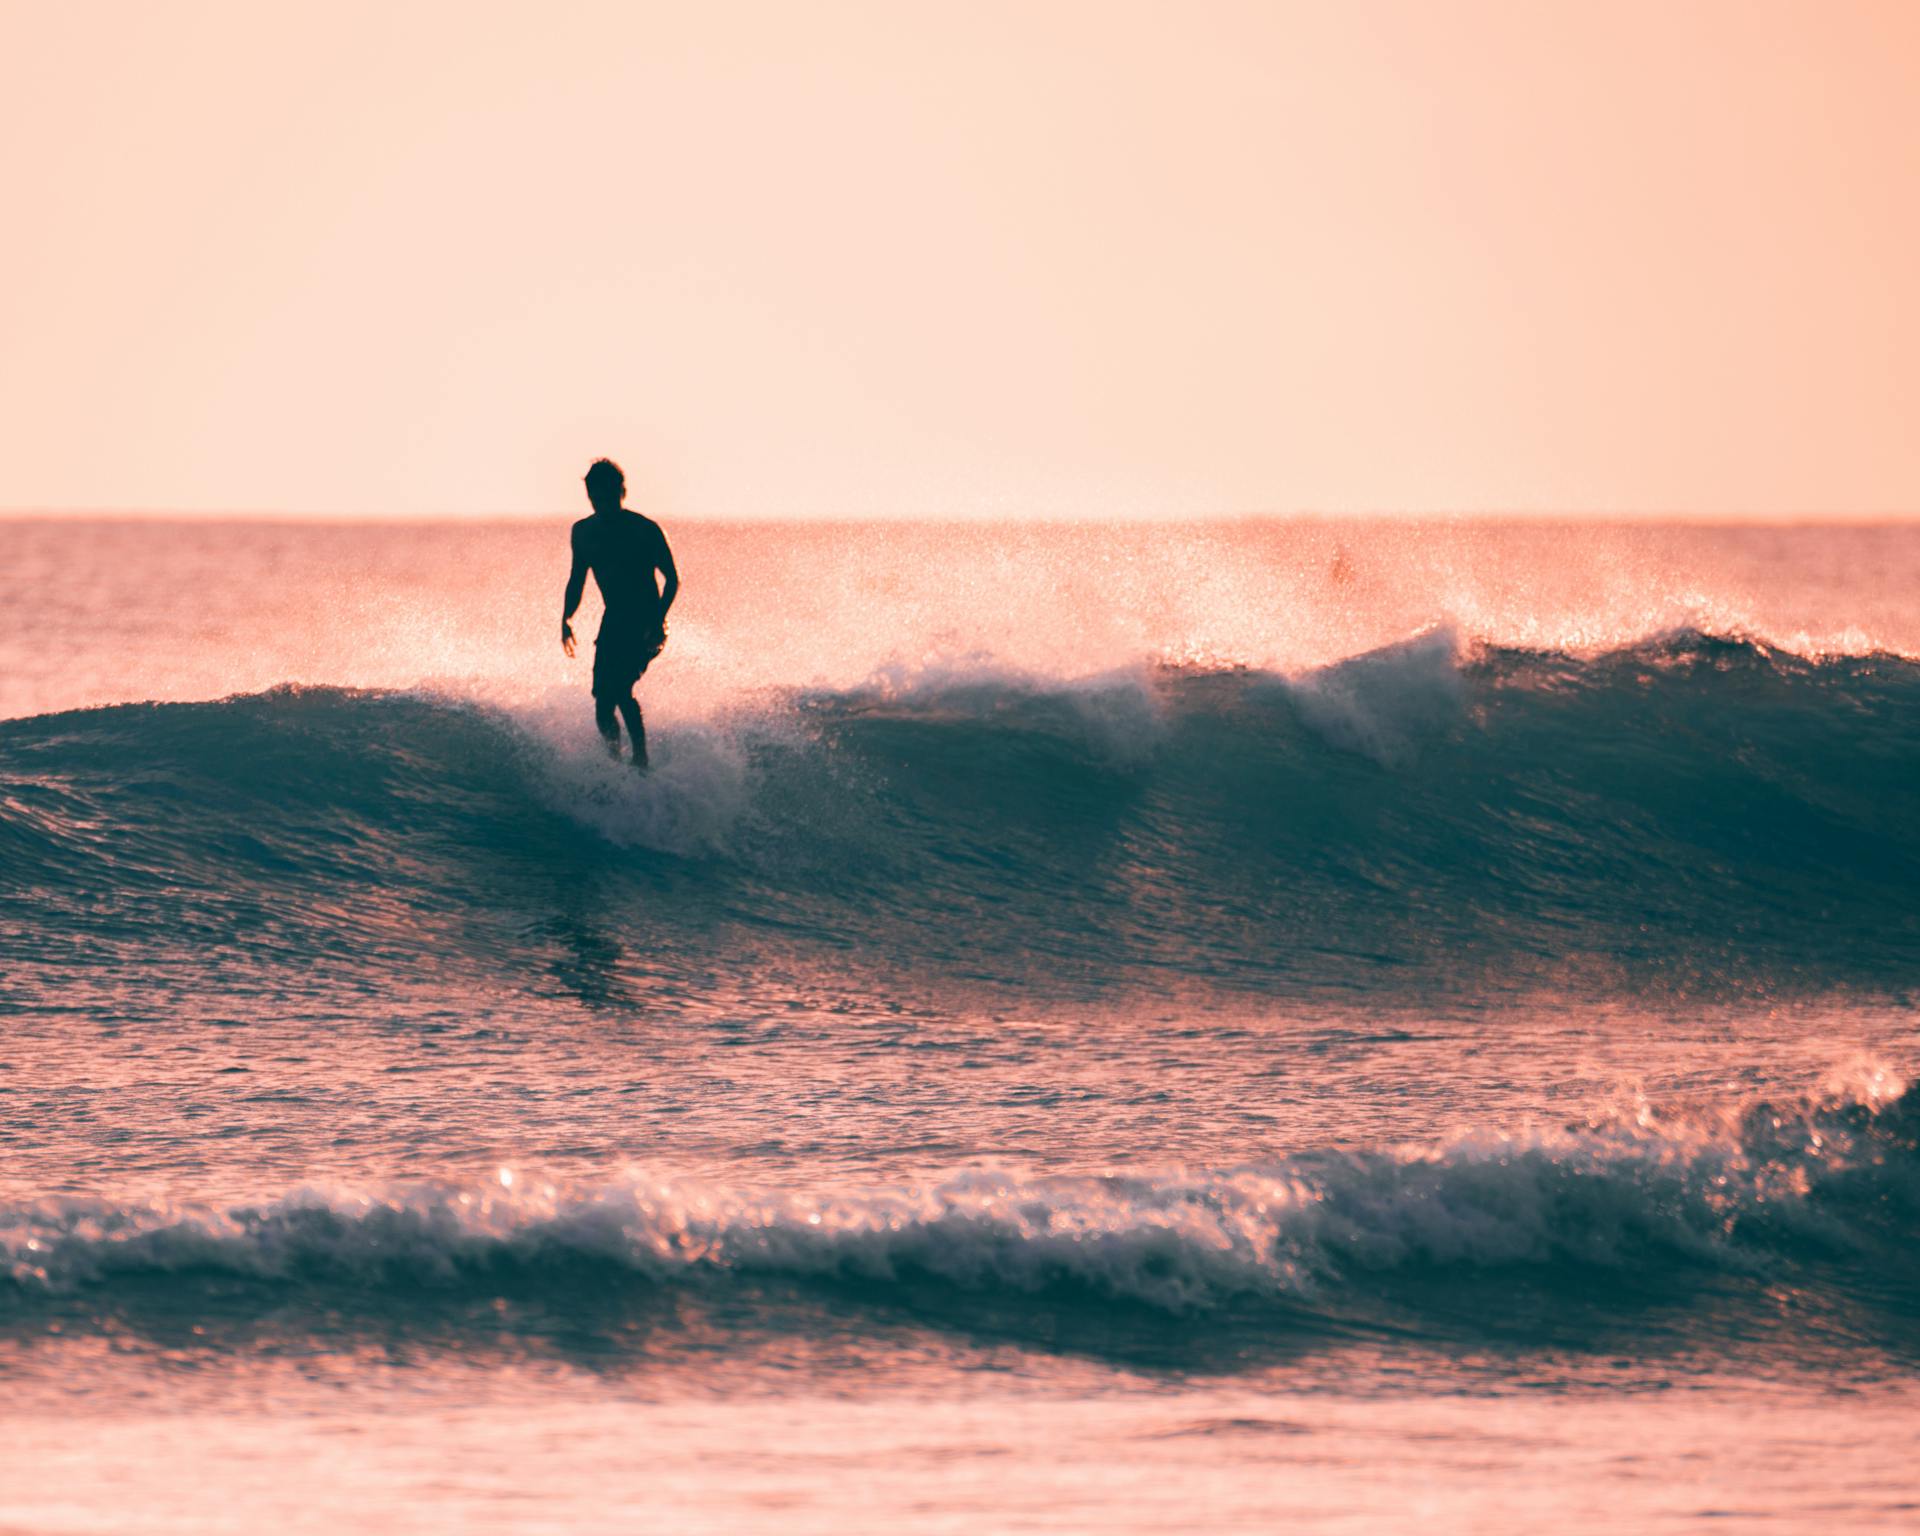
[3,0,1916,518]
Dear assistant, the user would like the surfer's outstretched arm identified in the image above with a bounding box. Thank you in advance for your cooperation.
[562,527,589,656]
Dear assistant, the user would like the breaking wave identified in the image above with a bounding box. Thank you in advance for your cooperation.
[4,1073,1913,1338]
[2,631,1918,1000]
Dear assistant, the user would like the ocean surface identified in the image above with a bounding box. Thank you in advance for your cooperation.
[1,517,1917,1533]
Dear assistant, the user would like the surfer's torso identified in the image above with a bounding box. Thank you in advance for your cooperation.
[571,509,671,629]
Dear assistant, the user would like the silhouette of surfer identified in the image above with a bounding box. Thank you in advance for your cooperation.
[562,459,678,767]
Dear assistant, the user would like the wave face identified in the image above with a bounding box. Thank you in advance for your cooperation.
[4,1075,1913,1345]
[3,632,1919,1004]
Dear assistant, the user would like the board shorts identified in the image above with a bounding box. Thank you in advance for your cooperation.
[592,613,666,699]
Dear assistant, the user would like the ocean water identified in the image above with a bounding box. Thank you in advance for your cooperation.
[1,517,1917,1533]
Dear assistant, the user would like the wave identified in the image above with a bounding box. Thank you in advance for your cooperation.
[5,1072,1913,1341]
[3,631,1919,1000]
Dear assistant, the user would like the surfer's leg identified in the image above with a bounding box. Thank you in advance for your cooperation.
[616,693,647,769]
[594,696,621,756]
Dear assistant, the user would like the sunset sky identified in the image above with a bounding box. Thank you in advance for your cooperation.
[3,0,1917,519]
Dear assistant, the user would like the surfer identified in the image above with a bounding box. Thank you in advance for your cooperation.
[562,458,678,768]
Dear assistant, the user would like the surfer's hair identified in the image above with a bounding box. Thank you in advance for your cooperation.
[584,459,625,501]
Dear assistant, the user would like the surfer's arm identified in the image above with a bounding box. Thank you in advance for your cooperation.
[655,534,679,626]
[562,529,590,657]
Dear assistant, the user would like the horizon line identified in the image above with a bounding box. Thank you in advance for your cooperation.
[4,508,1918,528]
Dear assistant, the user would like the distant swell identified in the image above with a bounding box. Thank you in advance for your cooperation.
[5,1075,1914,1331]
[2,630,1919,1000]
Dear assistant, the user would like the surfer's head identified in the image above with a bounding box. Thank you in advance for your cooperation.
[584,458,625,514]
